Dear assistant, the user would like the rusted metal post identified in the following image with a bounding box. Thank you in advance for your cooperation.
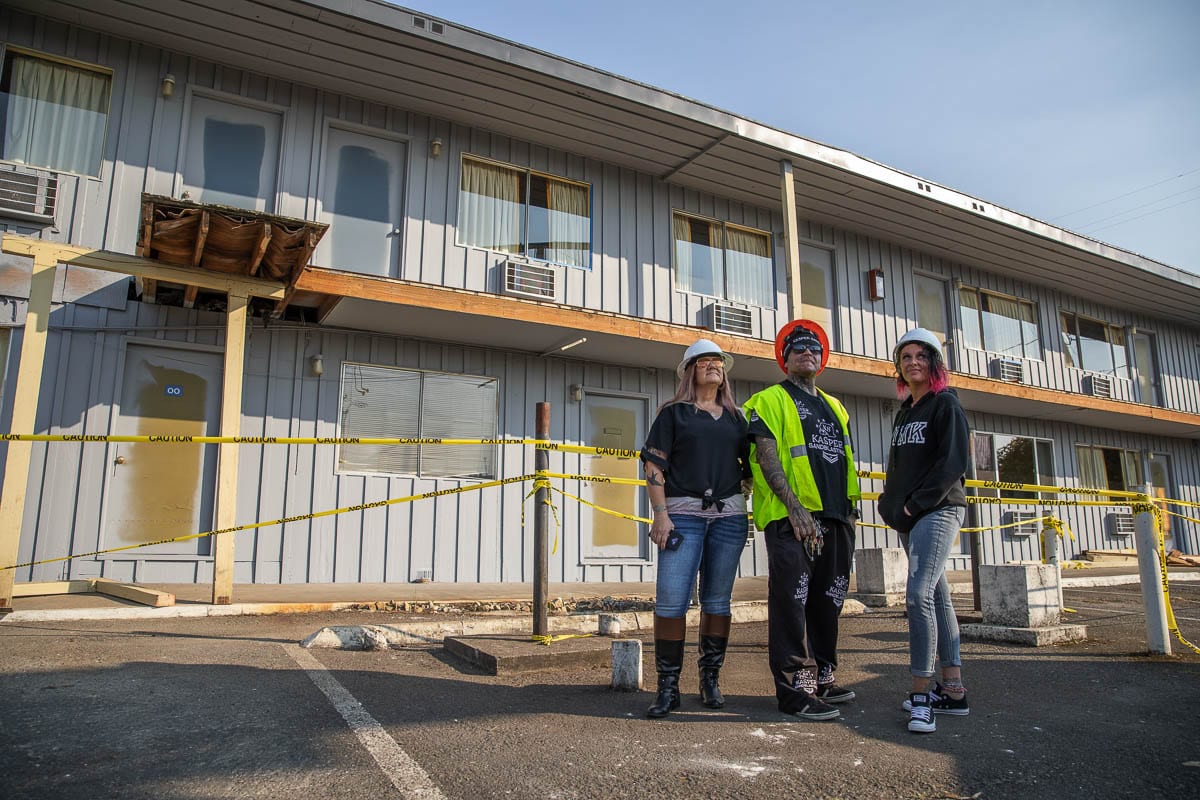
[533,402,550,637]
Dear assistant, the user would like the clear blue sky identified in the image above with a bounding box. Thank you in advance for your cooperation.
[400,0,1200,275]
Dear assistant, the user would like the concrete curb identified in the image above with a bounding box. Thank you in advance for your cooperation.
[302,599,870,650]
[4,571,1193,624]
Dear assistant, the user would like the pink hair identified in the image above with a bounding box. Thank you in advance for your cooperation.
[661,361,742,416]
[894,348,950,400]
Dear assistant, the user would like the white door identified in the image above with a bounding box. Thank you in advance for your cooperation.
[180,95,281,211]
[315,126,406,276]
[915,273,953,368]
[103,343,222,556]
[581,392,648,560]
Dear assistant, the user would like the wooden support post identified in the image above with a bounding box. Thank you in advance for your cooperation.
[0,253,57,611]
[778,160,804,320]
[211,292,248,605]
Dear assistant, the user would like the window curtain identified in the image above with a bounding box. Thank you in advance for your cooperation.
[981,293,1023,357]
[672,214,694,292]
[3,54,110,175]
[724,226,772,306]
[1059,312,1078,368]
[458,159,520,254]
[959,289,982,349]
[546,179,589,268]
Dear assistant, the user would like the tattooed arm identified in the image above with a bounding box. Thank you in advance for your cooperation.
[754,436,819,543]
[642,448,673,551]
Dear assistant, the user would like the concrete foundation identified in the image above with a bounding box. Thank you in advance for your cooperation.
[853,547,907,607]
[966,562,1087,647]
[981,563,1060,627]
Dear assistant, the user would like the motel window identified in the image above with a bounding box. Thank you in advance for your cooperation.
[0,49,112,176]
[973,433,1055,500]
[338,363,498,479]
[457,155,591,268]
[1076,444,1140,493]
[959,287,1040,359]
[1060,311,1129,378]
[673,211,774,308]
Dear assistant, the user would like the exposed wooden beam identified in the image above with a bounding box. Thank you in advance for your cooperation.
[273,228,323,317]
[11,580,95,597]
[191,210,210,267]
[247,222,272,276]
[92,578,175,607]
[1,235,287,299]
[182,284,199,308]
[212,292,248,605]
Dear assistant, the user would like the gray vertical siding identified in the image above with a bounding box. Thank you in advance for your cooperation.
[1,7,1198,586]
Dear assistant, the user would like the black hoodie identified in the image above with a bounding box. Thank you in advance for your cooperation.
[877,387,969,534]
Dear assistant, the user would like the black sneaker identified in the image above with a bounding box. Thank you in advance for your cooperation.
[785,693,841,721]
[907,692,935,733]
[815,683,856,704]
[901,683,969,716]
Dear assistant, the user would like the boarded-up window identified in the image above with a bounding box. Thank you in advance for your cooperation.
[338,363,498,479]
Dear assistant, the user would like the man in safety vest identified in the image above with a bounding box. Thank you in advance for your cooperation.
[744,319,861,721]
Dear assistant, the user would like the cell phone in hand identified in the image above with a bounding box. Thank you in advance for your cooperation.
[666,531,683,550]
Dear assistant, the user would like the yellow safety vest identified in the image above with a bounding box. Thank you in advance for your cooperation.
[744,383,860,530]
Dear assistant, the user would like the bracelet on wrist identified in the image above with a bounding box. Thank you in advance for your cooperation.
[652,504,668,513]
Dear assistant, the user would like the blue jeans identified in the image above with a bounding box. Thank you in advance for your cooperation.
[654,513,748,618]
[900,505,965,678]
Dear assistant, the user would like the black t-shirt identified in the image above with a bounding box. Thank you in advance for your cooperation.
[641,403,750,502]
[747,381,852,522]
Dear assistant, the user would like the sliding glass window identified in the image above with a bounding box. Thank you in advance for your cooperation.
[457,156,590,268]
[673,211,774,307]
[959,287,1040,359]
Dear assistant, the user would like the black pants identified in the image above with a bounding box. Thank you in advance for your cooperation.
[764,516,855,710]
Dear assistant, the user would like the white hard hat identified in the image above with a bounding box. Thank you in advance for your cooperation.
[676,338,733,378]
[893,327,945,371]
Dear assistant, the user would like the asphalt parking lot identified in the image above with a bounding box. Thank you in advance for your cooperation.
[1,581,1198,800]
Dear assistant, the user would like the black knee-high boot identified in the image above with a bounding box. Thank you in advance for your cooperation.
[698,612,731,709]
[646,615,686,718]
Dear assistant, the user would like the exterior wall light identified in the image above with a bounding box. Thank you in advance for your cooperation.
[161,74,176,99]
[430,137,443,159]
[867,268,885,301]
[311,354,324,377]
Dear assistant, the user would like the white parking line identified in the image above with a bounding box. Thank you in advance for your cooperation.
[284,644,447,799]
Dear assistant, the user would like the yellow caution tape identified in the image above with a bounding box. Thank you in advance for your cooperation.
[530,633,593,646]
[0,474,535,571]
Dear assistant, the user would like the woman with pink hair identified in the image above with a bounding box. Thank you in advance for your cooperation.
[878,328,971,734]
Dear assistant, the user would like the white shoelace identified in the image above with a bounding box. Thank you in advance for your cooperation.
[910,703,933,723]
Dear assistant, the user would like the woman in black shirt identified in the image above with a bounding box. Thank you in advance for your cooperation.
[640,339,750,718]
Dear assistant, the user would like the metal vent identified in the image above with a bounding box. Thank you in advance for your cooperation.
[703,302,753,337]
[1083,374,1113,399]
[990,357,1023,383]
[1106,512,1135,537]
[1004,510,1039,537]
[0,166,58,222]
[502,259,556,300]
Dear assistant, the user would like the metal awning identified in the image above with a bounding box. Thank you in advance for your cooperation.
[15,0,1200,324]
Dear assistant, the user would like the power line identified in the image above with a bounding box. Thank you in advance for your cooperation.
[1084,195,1200,235]
[1075,183,1200,232]
[1050,167,1200,221]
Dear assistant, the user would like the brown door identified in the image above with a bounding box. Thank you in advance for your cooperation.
[102,343,222,556]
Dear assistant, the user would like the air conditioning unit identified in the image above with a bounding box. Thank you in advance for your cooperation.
[1105,512,1135,537]
[0,166,58,222]
[1083,374,1113,399]
[501,259,556,301]
[703,302,753,336]
[1003,510,1039,537]
[990,357,1023,383]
